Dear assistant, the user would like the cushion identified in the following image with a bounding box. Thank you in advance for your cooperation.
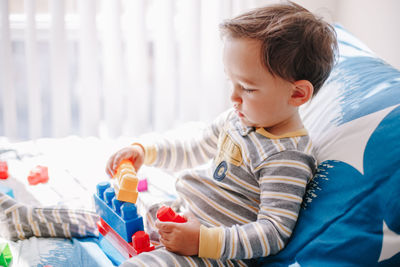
[260,24,400,266]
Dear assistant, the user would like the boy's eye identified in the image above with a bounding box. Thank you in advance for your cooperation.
[241,86,256,93]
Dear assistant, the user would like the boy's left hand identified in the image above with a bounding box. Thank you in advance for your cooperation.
[155,211,201,256]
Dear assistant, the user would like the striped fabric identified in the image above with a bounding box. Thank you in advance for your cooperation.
[126,109,316,265]
[0,193,99,241]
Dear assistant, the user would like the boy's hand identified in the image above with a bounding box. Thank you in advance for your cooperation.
[155,211,201,256]
[105,145,145,177]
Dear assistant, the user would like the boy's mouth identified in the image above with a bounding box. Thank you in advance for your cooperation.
[235,109,244,118]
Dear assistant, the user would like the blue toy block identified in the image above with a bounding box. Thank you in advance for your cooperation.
[94,181,144,243]
[0,184,14,198]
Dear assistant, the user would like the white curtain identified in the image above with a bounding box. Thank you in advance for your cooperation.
[2,0,399,141]
[0,0,262,141]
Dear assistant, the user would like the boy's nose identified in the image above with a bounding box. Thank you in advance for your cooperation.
[230,88,242,104]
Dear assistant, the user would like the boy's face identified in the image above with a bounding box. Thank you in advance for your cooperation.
[223,37,299,133]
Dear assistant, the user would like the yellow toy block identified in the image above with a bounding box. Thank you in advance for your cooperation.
[115,188,139,203]
[119,170,138,190]
[113,160,139,204]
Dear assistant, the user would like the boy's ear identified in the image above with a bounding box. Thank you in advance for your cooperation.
[288,80,314,106]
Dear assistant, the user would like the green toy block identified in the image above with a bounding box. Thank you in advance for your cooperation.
[0,242,12,267]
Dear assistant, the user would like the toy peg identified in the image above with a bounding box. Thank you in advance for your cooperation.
[156,206,187,223]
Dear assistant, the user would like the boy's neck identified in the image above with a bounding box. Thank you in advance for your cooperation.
[263,112,304,136]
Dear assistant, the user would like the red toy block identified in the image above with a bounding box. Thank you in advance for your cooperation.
[156,206,187,223]
[98,218,154,258]
[0,161,8,179]
[132,231,153,254]
[27,165,49,185]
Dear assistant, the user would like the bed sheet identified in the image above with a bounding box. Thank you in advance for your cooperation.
[0,136,178,266]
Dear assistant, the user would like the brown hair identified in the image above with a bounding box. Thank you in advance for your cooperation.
[220,1,338,95]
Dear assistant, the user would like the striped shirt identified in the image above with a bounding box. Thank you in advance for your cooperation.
[142,109,316,261]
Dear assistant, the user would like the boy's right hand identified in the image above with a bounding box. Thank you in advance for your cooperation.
[105,145,145,177]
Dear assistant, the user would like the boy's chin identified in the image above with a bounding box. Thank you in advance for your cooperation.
[236,112,262,127]
[239,117,257,128]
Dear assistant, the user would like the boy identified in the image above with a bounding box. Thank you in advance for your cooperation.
[0,2,337,266]
[107,2,337,266]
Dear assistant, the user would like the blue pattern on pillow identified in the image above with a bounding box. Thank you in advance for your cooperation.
[259,25,400,266]
[330,57,400,124]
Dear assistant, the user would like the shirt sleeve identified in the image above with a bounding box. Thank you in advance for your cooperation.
[139,109,233,172]
[199,149,316,260]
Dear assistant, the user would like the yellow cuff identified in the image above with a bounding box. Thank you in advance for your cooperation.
[131,142,157,166]
[198,225,224,259]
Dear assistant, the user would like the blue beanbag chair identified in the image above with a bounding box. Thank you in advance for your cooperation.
[260,25,400,266]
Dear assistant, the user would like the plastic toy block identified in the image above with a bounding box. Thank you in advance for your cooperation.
[0,161,8,179]
[98,218,154,258]
[137,178,148,192]
[0,184,14,198]
[27,165,49,185]
[131,230,154,254]
[156,206,187,223]
[94,181,144,243]
[113,160,139,204]
[98,233,125,265]
[98,220,133,259]
[0,242,12,267]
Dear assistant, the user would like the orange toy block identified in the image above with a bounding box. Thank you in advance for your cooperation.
[113,160,139,204]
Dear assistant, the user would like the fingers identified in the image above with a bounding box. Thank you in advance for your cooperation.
[132,156,144,172]
[105,154,116,177]
[112,153,124,173]
[105,152,123,177]
[105,145,146,178]
[158,228,177,253]
[159,236,174,252]
[105,147,135,177]
[156,218,200,256]
[155,220,174,233]
[157,221,173,249]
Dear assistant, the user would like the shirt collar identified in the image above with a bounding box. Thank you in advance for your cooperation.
[256,127,309,139]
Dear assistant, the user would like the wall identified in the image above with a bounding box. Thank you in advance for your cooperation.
[254,0,400,70]
[334,0,400,70]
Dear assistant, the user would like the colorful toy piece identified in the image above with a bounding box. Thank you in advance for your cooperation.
[27,165,49,185]
[156,206,187,223]
[94,181,144,243]
[0,184,14,198]
[0,242,12,267]
[132,230,154,254]
[113,160,139,204]
[137,178,148,192]
[0,161,8,179]
[98,218,154,258]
